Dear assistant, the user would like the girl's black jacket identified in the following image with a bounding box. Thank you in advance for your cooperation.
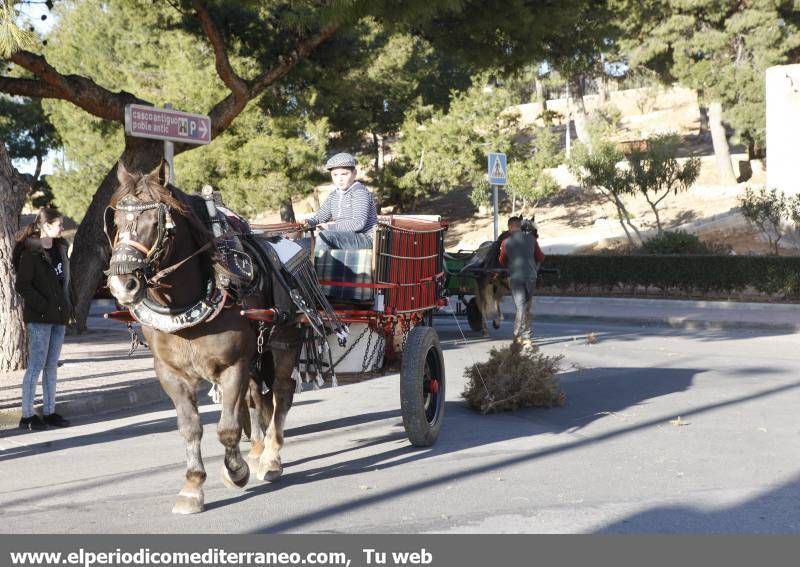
[14,237,74,325]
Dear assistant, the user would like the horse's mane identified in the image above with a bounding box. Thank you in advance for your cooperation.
[110,170,238,285]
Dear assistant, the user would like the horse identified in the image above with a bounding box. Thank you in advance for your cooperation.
[105,160,300,514]
[474,271,508,335]
[462,240,508,335]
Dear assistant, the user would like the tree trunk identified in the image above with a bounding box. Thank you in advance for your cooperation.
[607,190,642,245]
[69,137,164,332]
[0,140,31,371]
[616,215,634,247]
[571,78,592,151]
[372,131,385,195]
[598,73,610,102]
[279,199,296,223]
[707,101,737,186]
[535,76,547,111]
[565,82,572,159]
[643,195,663,234]
[651,204,662,234]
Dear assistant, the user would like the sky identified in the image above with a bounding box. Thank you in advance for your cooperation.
[12,1,59,176]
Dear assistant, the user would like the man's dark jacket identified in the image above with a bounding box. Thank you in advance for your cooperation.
[14,237,73,325]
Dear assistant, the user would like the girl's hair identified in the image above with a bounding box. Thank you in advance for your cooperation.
[12,207,63,268]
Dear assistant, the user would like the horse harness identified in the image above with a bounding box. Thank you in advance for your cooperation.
[103,194,227,332]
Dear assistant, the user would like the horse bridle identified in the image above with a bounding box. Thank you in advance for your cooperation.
[103,194,184,285]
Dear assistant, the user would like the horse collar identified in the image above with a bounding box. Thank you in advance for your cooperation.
[129,279,227,332]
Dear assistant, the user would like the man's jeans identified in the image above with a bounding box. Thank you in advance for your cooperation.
[21,323,66,418]
[315,230,373,251]
[510,281,535,341]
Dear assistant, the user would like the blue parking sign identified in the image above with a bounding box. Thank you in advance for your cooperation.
[488,152,507,185]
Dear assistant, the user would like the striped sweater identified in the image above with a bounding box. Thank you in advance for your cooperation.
[308,182,377,235]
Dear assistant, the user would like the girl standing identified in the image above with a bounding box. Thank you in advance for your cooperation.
[13,208,73,430]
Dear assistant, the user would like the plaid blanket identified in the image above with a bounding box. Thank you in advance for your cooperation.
[314,248,374,302]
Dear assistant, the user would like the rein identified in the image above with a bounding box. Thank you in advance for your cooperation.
[105,193,220,288]
[148,240,214,285]
[105,191,230,333]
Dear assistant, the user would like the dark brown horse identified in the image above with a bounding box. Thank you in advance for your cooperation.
[105,161,299,514]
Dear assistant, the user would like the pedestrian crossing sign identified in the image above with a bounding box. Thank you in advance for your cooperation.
[488,152,507,185]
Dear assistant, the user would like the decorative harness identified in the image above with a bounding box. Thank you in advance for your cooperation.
[103,194,226,332]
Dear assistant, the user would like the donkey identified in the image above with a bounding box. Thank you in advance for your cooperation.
[105,161,299,514]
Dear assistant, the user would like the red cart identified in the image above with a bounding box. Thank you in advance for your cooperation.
[244,216,449,447]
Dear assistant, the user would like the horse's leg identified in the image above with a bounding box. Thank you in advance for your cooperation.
[492,296,502,329]
[248,350,275,463]
[218,364,251,490]
[239,392,252,442]
[477,278,490,337]
[246,376,268,463]
[257,349,295,482]
[157,361,206,515]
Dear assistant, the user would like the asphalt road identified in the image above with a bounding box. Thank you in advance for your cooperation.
[2,316,800,534]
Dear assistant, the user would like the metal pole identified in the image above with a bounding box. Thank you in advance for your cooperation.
[163,103,176,184]
[492,184,499,240]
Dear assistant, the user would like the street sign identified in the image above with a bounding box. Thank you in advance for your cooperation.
[124,104,211,145]
[487,152,507,185]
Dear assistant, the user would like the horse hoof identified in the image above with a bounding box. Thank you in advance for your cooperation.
[221,462,249,490]
[256,460,283,482]
[172,493,204,515]
[264,467,283,482]
[492,320,500,329]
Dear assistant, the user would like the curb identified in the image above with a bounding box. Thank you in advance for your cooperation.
[0,380,171,431]
[531,313,800,332]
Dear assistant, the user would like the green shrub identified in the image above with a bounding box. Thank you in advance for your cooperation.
[538,254,800,299]
[639,230,731,255]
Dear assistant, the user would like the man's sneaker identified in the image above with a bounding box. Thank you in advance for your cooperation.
[19,415,48,431]
[44,413,70,427]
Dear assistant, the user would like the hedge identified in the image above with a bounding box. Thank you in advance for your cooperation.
[538,255,800,300]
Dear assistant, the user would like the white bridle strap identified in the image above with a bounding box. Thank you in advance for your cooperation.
[114,236,153,257]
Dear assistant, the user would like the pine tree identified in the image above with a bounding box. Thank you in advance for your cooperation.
[613,0,800,181]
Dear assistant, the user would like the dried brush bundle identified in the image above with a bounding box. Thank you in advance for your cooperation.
[462,341,565,414]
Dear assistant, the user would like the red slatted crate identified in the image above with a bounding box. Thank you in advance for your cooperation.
[374,216,446,313]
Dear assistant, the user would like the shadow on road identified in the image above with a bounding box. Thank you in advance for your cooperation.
[232,375,800,532]
[594,474,800,533]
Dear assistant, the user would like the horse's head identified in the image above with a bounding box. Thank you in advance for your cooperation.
[104,160,183,306]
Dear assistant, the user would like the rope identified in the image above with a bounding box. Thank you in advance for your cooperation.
[445,300,493,403]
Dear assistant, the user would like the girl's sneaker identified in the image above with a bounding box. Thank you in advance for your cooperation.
[44,413,70,427]
[19,415,48,431]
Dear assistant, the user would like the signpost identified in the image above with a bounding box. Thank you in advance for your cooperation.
[487,152,507,239]
[124,104,212,184]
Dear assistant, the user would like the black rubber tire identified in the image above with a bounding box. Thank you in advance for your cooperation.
[466,297,483,332]
[400,326,446,447]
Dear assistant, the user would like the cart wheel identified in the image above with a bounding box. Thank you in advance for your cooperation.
[466,297,483,332]
[400,326,445,447]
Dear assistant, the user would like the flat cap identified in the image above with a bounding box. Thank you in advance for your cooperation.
[325,152,357,170]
